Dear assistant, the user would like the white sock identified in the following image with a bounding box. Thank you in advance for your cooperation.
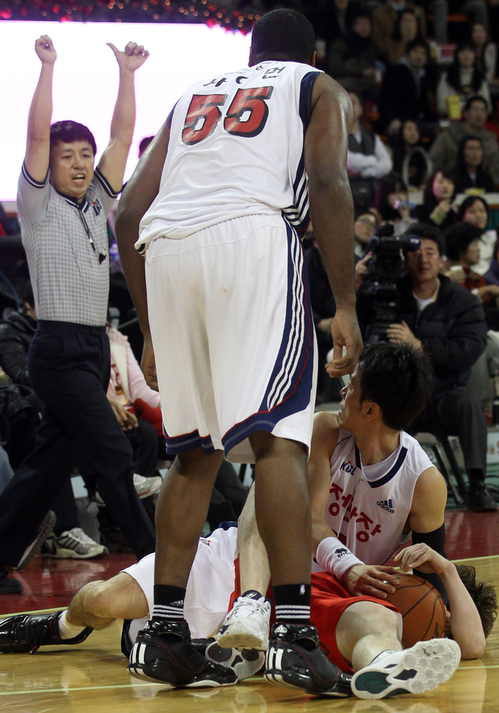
[58,610,86,640]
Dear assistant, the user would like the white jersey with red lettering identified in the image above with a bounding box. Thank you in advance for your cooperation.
[136,60,321,249]
[314,429,434,570]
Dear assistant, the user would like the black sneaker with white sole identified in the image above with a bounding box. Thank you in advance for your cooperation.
[0,612,93,653]
[265,622,352,697]
[127,619,238,688]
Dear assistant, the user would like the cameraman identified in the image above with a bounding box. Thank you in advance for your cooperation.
[356,223,496,512]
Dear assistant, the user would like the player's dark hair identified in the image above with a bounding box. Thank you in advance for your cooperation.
[50,120,97,155]
[251,9,315,65]
[444,222,483,261]
[357,342,435,431]
[456,564,497,638]
[404,222,446,256]
[458,194,489,222]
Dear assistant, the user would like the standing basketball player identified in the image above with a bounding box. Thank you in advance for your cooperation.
[115,8,362,694]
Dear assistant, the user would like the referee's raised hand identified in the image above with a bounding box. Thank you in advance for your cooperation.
[35,35,57,65]
[107,41,149,73]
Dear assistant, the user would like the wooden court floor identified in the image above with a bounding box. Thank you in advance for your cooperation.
[0,553,498,713]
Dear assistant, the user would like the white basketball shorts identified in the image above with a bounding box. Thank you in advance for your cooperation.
[123,525,238,643]
[145,213,318,463]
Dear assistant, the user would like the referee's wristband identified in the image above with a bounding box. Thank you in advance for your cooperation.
[316,537,363,582]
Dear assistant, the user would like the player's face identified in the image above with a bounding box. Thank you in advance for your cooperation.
[337,367,364,433]
[49,141,95,202]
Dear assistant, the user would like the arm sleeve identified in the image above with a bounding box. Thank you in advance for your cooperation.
[412,524,448,606]
[16,161,50,223]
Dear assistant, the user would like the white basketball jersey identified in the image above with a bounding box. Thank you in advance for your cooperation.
[314,430,434,569]
[137,61,321,248]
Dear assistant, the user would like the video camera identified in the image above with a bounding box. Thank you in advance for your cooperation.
[363,222,420,343]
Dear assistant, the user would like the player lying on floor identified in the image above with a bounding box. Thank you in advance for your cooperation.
[0,511,495,700]
[215,342,498,697]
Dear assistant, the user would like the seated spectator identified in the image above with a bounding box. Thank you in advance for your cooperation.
[444,222,499,309]
[437,41,492,118]
[327,9,379,94]
[458,195,496,274]
[347,90,393,210]
[374,173,416,234]
[356,222,496,511]
[411,170,459,232]
[354,209,378,259]
[451,135,497,194]
[319,0,360,68]
[484,234,499,287]
[430,96,499,185]
[469,22,497,85]
[390,119,433,189]
[386,8,422,65]
[378,39,437,135]
[372,0,426,65]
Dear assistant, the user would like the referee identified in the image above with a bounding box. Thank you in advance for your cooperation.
[0,36,155,592]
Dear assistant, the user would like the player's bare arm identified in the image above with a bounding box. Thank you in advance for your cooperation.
[395,543,486,659]
[408,466,447,535]
[304,74,362,377]
[115,118,171,389]
[97,41,149,193]
[310,411,399,598]
[25,36,57,183]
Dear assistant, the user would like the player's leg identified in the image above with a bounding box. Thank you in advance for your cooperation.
[66,573,149,629]
[127,447,237,688]
[216,485,272,650]
[341,602,461,700]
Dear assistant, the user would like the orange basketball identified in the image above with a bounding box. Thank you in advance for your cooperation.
[385,573,447,648]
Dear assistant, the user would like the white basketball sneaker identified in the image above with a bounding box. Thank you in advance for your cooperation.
[216,590,271,651]
[351,638,461,699]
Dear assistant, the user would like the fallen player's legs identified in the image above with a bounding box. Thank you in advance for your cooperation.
[337,601,461,700]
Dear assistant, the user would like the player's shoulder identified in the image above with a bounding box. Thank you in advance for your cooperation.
[312,411,342,456]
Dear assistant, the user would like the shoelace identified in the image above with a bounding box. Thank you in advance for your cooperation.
[229,597,265,620]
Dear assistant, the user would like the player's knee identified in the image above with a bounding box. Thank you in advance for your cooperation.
[80,580,115,618]
[250,431,307,463]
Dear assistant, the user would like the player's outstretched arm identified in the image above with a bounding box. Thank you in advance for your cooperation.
[305,75,362,377]
[115,118,171,389]
[97,41,149,193]
[395,543,486,659]
[308,412,341,553]
[25,36,57,183]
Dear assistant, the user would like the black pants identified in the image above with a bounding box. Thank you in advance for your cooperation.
[410,387,488,476]
[0,321,156,565]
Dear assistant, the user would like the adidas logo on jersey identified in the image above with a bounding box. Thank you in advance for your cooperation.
[340,460,357,475]
[376,499,395,514]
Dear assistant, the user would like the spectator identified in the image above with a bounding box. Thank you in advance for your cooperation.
[469,22,497,84]
[484,234,499,287]
[354,208,378,259]
[429,96,499,184]
[437,41,492,118]
[327,8,379,94]
[387,9,422,65]
[444,222,499,307]
[411,170,459,231]
[378,38,437,135]
[347,90,393,210]
[390,119,433,189]
[458,195,496,274]
[374,173,416,234]
[0,35,156,593]
[451,135,497,194]
[372,0,426,65]
[356,222,496,512]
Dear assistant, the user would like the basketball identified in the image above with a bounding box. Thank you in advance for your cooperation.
[385,573,447,648]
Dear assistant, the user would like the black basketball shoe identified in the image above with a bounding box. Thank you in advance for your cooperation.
[0,612,93,653]
[127,619,238,688]
[264,622,352,697]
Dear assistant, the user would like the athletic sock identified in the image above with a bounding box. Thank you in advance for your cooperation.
[58,610,86,640]
[273,583,311,625]
[152,584,186,621]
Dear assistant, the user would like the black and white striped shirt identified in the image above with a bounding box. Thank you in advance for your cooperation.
[17,163,119,327]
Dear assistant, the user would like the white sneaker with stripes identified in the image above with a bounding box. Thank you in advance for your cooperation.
[216,590,271,651]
